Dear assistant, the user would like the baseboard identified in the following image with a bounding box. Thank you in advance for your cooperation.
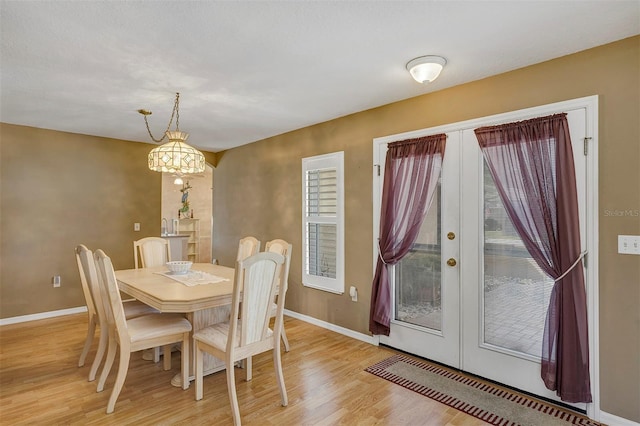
[600,411,640,426]
[0,306,87,326]
[284,309,376,345]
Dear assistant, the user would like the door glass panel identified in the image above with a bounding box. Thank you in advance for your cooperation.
[483,162,554,358]
[394,181,442,331]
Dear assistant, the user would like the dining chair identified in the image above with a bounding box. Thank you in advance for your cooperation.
[134,236,173,362]
[264,239,292,353]
[133,237,171,269]
[94,249,192,414]
[241,239,292,382]
[236,236,260,262]
[194,251,288,426]
[75,245,158,381]
[235,235,261,372]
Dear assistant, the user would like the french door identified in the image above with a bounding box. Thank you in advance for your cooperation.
[376,131,461,366]
[374,97,597,412]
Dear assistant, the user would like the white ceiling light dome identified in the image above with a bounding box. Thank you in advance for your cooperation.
[406,55,447,83]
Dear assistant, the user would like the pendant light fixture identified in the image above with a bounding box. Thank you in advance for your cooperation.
[406,55,447,84]
[139,92,206,174]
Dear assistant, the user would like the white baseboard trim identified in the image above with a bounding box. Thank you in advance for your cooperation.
[600,412,640,426]
[284,309,377,345]
[0,306,87,326]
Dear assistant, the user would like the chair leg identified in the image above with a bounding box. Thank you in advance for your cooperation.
[245,356,252,382]
[226,359,241,426]
[89,324,108,381]
[142,346,162,362]
[195,342,203,400]
[97,333,117,392]
[78,315,96,367]
[281,326,290,353]
[162,345,172,370]
[273,347,288,407]
[180,337,189,390]
[106,349,130,414]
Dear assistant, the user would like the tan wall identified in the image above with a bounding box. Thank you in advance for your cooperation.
[0,126,162,317]
[211,36,640,421]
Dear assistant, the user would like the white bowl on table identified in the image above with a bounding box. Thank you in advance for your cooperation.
[166,261,193,275]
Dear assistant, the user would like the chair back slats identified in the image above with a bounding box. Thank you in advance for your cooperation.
[75,244,97,318]
[134,237,171,269]
[264,239,292,294]
[236,236,261,262]
[242,259,279,344]
[231,252,284,350]
[76,245,110,325]
[94,249,128,346]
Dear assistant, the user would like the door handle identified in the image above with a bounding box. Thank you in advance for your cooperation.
[447,258,457,267]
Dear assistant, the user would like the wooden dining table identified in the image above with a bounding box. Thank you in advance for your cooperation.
[115,263,236,387]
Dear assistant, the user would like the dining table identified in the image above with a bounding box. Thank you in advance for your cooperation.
[115,263,236,387]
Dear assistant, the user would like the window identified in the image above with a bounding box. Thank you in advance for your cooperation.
[302,152,344,293]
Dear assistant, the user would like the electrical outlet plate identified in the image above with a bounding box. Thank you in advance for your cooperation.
[618,235,640,255]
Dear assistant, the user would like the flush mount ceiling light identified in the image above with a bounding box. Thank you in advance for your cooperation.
[406,55,447,84]
[139,92,206,175]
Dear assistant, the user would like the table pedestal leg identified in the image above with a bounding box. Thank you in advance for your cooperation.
[171,305,231,387]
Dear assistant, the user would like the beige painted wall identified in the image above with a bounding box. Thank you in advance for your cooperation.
[211,36,640,421]
[0,126,162,317]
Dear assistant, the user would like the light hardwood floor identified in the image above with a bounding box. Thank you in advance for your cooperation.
[0,313,488,425]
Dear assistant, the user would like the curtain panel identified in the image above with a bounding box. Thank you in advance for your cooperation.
[369,134,446,336]
[474,113,591,403]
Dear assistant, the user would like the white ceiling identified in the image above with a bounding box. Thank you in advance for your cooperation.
[1,1,638,152]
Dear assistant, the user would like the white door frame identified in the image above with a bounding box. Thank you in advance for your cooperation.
[372,95,599,420]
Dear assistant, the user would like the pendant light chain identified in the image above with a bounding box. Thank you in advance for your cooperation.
[140,92,181,143]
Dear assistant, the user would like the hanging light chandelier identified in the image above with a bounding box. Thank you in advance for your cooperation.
[138,92,206,174]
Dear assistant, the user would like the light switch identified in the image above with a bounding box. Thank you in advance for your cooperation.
[618,235,640,255]
[134,222,141,231]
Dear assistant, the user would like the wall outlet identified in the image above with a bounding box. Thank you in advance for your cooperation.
[52,275,61,288]
[618,235,640,255]
[349,286,358,302]
[134,222,141,231]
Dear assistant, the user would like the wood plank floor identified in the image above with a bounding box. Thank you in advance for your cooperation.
[0,313,489,425]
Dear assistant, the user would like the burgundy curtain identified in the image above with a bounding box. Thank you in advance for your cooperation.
[474,113,591,403]
[369,134,446,336]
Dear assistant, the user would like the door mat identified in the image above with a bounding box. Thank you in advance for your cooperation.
[365,354,600,426]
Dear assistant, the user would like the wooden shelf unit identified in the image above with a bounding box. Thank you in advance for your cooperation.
[178,218,200,262]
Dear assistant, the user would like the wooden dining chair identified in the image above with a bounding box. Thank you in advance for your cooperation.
[264,239,292,353]
[134,236,173,362]
[133,237,171,269]
[194,251,288,426]
[75,245,158,381]
[236,236,260,262]
[94,249,192,414]
[241,239,292,382]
